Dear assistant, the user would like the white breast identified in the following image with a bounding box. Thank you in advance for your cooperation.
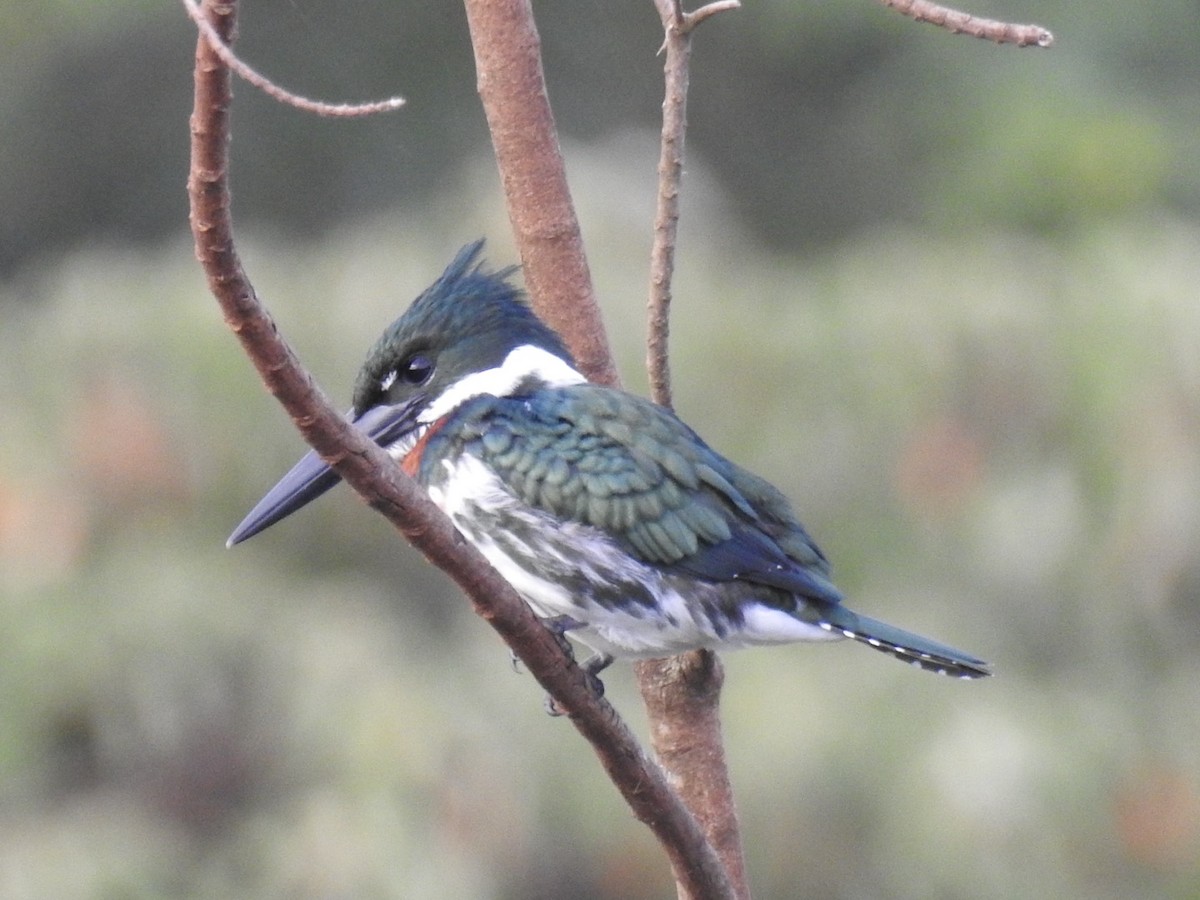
[425,455,842,659]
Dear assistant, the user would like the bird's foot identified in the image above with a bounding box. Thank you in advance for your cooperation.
[541,614,588,658]
[582,652,614,696]
[512,615,585,675]
[543,650,614,717]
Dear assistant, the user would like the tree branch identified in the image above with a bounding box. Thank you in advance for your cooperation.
[880,0,1054,47]
[179,0,405,116]
[462,0,620,389]
[645,0,740,408]
[459,4,746,895]
[187,2,731,897]
[637,653,750,900]
[646,0,687,410]
[642,4,750,899]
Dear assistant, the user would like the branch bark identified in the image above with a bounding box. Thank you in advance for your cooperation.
[637,652,749,899]
[179,0,405,115]
[187,2,731,897]
[645,0,688,410]
[460,5,743,895]
[642,4,750,899]
[880,0,1053,47]
[462,0,620,389]
[646,0,740,407]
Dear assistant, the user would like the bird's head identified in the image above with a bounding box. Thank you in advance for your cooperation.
[227,239,583,546]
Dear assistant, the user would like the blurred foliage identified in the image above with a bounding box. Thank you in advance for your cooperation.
[2,0,1200,898]
[2,0,1200,275]
[3,152,1200,896]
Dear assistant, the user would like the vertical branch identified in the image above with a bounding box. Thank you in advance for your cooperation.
[462,0,620,389]
[646,1,688,410]
[463,2,745,895]
[636,653,750,900]
[189,2,733,896]
[647,0,739,409]
[642,4,749,900]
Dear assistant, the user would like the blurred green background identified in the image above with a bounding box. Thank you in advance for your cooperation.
[2,0,1199,897]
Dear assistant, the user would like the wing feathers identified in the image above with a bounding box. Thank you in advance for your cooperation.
[454,386,838,604]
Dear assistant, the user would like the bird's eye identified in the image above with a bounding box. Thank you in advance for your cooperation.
[400,354,435,385]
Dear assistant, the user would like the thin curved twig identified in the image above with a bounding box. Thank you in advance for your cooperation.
[181,0,406,116]
[186,2,731,898]
[880,0,1054,47]
[682,0,742,32]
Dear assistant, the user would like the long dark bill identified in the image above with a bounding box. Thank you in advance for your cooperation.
[226,402,422,547]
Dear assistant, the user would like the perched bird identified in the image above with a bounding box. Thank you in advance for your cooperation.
[229,241,990,683]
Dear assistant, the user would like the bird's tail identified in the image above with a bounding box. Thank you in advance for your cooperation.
[818,606,991,679]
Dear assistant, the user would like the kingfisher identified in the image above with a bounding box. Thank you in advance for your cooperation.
[228,241,990,684]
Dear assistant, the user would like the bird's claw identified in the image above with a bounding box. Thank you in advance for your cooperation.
[512,615,584,677]
[544,651,614,717]
[541,614,587,659]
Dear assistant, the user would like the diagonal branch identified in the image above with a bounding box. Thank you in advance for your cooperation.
[186,2,731,897]
[179,0,405,116]
[880,0,1054,47]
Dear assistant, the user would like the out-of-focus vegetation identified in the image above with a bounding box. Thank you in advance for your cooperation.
[3,0,1198,278]
[2,1,1199,898]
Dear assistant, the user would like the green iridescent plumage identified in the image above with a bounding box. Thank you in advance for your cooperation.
[420,383,842,606]
[229,240,990,679]
[350,240,572,418]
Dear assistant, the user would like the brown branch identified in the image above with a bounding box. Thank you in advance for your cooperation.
[683,1,742,29]
[460,4,744,896]
[462,4,748,895]
[646,0,740,409]
[180,0,405,116]
[643,4,749,900]
[880,0,1054,47]
[187,2,731,897]
[636,653,750,900]
[462,0,620,389]
[645,0,688,411]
